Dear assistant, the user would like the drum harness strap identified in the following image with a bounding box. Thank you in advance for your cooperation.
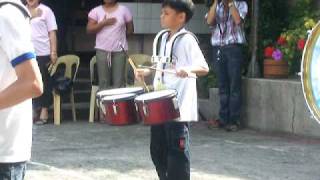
[0,1,31,19]
[152,28,199,85]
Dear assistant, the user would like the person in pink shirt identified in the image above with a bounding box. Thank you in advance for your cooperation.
[26,0,58,124]
[87,0,134,90]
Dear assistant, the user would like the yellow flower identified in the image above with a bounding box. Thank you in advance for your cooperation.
[305,21,310,28]
[305,19,316,29]
[286,35,292,42]
[309,19,316,27]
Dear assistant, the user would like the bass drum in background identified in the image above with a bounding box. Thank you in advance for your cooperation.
[301,21,320,123]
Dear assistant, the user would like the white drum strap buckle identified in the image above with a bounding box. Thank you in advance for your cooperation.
[173,97,179,110]
[112,100,118,115]
[142,100,149,116]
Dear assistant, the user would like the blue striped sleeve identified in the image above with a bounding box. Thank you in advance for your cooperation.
[11,52,36,67]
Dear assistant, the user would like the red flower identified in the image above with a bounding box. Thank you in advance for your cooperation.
[277,36,287,45]
[297,39,306,50]
[264,46,275,58]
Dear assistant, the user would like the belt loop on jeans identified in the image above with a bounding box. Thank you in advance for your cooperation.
[213,43,242,49]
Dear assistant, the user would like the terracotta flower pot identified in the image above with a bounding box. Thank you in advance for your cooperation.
[263,59,289,78]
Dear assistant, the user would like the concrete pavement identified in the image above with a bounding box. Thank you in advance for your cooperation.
[26,121,320,180]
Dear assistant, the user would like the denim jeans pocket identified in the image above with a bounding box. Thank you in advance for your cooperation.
[0,162,26,180]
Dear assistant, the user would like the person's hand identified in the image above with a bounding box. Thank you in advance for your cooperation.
[176,68,189,78]
[211,0,218,8]
[50,52,57,65]
[30,8,42,19]
[134,69,146,82]
[225,0,234,5]
[102,16,117,26]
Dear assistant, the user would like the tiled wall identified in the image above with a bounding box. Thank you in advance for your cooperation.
[122,2,210,34]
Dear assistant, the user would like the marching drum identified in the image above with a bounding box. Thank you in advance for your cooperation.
[101,93,139,125]
[135,89,180,125]
[96,87,144,123]
[96,87,144,106]
[301,21,320,123]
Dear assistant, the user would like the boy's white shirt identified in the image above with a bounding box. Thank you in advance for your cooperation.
[153,28,209,122]
[0,0,35,162]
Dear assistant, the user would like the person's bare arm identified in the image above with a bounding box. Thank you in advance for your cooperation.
[86,16,117,34]
[134,68,151,82]
[49,30,57,64]
[191,67,210,77]
[206,0,218,25]
[126,21,134,35]
[228,0,242,25]
[0,59,43,109]
[176,66,209,78]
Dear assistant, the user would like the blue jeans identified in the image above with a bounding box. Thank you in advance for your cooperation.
[150,122,190,180]
[213,44,243,125]
[0,162,26,180]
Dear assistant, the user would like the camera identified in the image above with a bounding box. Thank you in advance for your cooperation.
[205,0,221,7]
[205,0,242,7]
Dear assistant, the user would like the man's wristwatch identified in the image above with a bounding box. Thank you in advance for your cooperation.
[228,1,234,8]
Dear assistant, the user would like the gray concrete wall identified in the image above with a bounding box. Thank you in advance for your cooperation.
[122,2,209,34]
[199,78,320,138]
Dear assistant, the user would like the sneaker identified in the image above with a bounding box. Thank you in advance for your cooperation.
[224,124,239,132]
[207,119,225,129]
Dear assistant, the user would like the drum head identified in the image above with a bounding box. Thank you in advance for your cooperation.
[102,93,136,103]
[97,87,144,98]
[301,21,320,123]
[135,89,177,102]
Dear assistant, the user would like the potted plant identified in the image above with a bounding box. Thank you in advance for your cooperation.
[263,17,316,78]
[262,0,319,78]
[263,37,289,78]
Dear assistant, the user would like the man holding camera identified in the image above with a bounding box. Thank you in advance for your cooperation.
[206,0,248,131]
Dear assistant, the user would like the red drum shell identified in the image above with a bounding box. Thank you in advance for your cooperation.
[102,93,139,126]
[135,90,180,125]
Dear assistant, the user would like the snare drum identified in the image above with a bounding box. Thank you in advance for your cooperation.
[102,93,139,125]
[96,87,144,108]
[135,89,180,125]
[96,87,144,122]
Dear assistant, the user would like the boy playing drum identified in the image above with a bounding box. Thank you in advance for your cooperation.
[135,0,209,179]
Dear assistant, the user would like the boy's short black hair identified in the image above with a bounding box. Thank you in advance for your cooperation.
[162,0,195,23]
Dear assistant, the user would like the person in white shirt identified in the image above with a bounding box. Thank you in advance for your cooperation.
[135,0,209,179]
[0,0,43,179]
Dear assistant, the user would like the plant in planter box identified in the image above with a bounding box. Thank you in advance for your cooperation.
[263,17,317,78]
[262,0,319,78]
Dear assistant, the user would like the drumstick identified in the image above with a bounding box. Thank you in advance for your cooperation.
[119,44,150,92]
[138,65,197,79]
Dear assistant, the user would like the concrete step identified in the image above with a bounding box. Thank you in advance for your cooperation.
[61,90,91,103]
[49,102,90,122]
[78,52,95,63]
[73,78,91,91]
[76,66,90,79]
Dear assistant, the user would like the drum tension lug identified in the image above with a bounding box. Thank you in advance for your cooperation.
[143,101,149,116]
[112,101,118,115]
